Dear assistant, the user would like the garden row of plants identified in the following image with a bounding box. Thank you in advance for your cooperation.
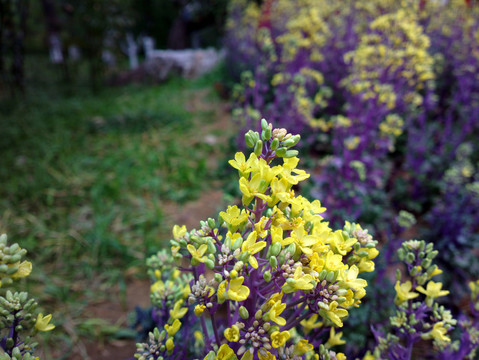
[131,0,478,359]
[2,0,478,359]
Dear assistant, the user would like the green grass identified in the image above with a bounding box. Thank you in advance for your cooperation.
[0,62,233,357]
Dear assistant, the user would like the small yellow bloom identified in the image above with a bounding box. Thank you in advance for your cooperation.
[35,313,55,332]
[264,300,287,326]
[195,304,206,317]
[172,225,187,239]
[216,343,237,360]
[241,231,266,269]
[224,325,240,342]
[294,339,314,355]
[258,348,277,360]
[227,277,250,302]
[394,281,419,306]
[166,337,175,351]
[281,265,314,293]
[300,314,323,334]
[11,261,32,279]
[326,327,346,348]
[421,321,451,344]
[165,319,181,336]
[187,244,209,264]
[416,281,449,306]
[270,330,290,348]
[170,300,188,320]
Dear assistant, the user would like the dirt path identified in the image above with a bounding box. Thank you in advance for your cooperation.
[60,86,233,360]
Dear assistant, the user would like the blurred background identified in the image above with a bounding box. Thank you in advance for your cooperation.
[1,0,478,359]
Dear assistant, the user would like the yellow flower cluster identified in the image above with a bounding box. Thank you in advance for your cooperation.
[343,8,435,109]
[170,121,379,359]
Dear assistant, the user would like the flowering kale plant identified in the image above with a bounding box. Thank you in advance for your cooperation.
[0,234,55,360]
[135,120,380,360]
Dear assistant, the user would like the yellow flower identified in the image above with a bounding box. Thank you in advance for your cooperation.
[264,300,287,326]
[281,265,314,294]
[35,313,55,332]
[293,339,314,355]
[172,225,187,239]
[170,300,188,320]
[187,244,209,264]
[324,251,344,272]
[229,152,257,176]
[270,330,291,348]
[227,277,250,301]
[284,225,318,255]
[11,261,32,279]
[416,281,449,306]
[165,319,181,336]
[339,264,367,288]
[166,337,175,351]
[300,314,323,334]
[195,304,206,317]
[151,280,165,294]
[320,301,349,327]
[216,343,237,360]
[220,206,250,230]
[329,230,357,256]
[421,321,451,344]
[394,281,419,305]
[258,349,277,360]
[241,231,266,269]
[224,325,240,342]
[326,327,345,348]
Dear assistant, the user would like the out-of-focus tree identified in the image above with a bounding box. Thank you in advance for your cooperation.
[0,0,29,96]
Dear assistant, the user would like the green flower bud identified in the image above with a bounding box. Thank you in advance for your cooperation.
[269,256,278,269]
[270,242,281,257]
[427,250,438,260]
[245,133,255,148]
[205,259,215,269]
[410,266,420,276]
[286,278,296,285]
[261,118,269,130]
[406,253,415,264]
[240,250,251,263]
[275,147,287,157]
[357,250,369,257]
[319,269,328,281]
[232,237,244,251]
[286,243,296,256]
[239,306,249,320]
[207,240,216,254]
[214,273,223,283]
[170,240,179,247]
[255,310,263,320]
[207,218,216,229]
[263,271,272,282]
[353,242,361,252]
[271,138,279,150]
[326,271,336,283]
[254,140,263,156]
[397,248,405,261]
[421,259,431,269]
[284,150,299,158]
[224,236,232,250]
[282,135,300,147]
[336,297,347,304]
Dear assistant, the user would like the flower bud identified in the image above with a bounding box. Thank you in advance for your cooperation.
[271,242,281,257]
[284,150,299,158]
[239,306,249,320]
[271,138,279,150]
[275,147,287,157]
[214,273,223,283]
[269,256,278,269]
[261,118,269,130]
[245,132,255,148]
[207,218,216,229]
[263,270,272,282]
[205,259,215,269]
[319,269,328,281]
[406,253,415,264]
[232,237,244,251]
[254,140,263,156]
[207,240,216,254]
[326,271,336,283]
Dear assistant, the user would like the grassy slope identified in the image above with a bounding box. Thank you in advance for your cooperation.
[0,65,233,358]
